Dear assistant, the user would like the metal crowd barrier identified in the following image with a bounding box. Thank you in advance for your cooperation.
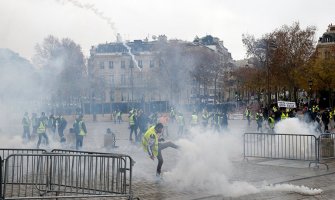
[0,156,2,198]
[51,149,134,196]
[1,153,133,199]
[319,133,335,161]
[0,149,47,162]
[0,148,47,199]
[244,133,319,162]
[51,149,134,175]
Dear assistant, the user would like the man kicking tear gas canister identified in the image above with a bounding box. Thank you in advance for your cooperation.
[142,123,178,178]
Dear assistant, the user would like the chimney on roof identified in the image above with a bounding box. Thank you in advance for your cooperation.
[116,33,122,43]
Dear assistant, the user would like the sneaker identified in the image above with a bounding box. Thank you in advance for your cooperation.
[155,173,163,183]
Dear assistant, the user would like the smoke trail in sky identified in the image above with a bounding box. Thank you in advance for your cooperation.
[58,0,116,31]
[56,0,141,71]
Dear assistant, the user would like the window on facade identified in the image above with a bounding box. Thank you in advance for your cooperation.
[110,75,114,86]
[99,61,104,69]
[109,61,113,69]
[150,60,154,68]
[121,74,126,85]
[159,59,164,67]
[325,51,331,60]
[121,61,125,68]
[110,90,115,102]
[138,60,143,68]
[129,60,134,68]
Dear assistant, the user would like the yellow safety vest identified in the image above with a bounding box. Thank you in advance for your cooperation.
[142,126,158,156]
[37,120,46,134]
[281,112,288,120]
[129,114,135,126]
[268,117,275,129]
[191,114,198,125]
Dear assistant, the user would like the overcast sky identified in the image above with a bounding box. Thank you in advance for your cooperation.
[0,0,334,61]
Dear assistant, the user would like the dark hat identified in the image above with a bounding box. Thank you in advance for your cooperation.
[155,123,164,130]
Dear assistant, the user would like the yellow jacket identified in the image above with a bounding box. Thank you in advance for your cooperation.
[142,126,159,157]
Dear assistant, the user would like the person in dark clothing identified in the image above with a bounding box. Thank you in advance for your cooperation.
[137,110,149,141]
[274,110,281,123]
[22,112,31,141]
[31,113,38,135]
[128,111,138,142]
[221,111,228,130]
[321,109,330,132]
[57,115,67,142]
[256,110,264,133]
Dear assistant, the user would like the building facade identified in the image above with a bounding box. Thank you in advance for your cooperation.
[88,35,234,105]
[316,23,335,59]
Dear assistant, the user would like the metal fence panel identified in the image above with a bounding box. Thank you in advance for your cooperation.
[51,149,133,194]
[319,133,335,160]
[244,133,318,161]
[0,156,2,199]
[3,153,133,199]
[0,149,46,161]
[0,148,47,200]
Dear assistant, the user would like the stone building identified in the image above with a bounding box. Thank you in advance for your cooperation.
[316,23,335,59]
[88,35,234,105]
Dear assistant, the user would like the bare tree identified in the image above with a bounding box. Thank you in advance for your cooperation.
[33,35,87,106]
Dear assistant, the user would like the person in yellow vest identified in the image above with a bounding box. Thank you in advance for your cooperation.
[281,109,288,120]
[190,111,198,127]
[176,112,185,136]
[245,107,251,126]
[36,112,49,148]
[201,109,210,127]
[268,114,275,133]
[22,112,31,141]
[73,114,87,150]
[142,123,178,178]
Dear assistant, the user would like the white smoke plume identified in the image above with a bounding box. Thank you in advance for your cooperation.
[161,125,322,197]
[275,118,319,136]
[56,0,141,71]
[56,0,116,31]
[262,184,322,196]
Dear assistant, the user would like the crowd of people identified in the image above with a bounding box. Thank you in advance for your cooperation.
[244,103,335,134]
[20,103,334,178]
[21,112,87,150]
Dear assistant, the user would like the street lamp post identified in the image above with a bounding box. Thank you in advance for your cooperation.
[308,79,313,106]
[265,39,277,117]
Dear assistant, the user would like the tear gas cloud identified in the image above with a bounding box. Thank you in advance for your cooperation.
[275,117,319,136]
[160,121,322,197]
